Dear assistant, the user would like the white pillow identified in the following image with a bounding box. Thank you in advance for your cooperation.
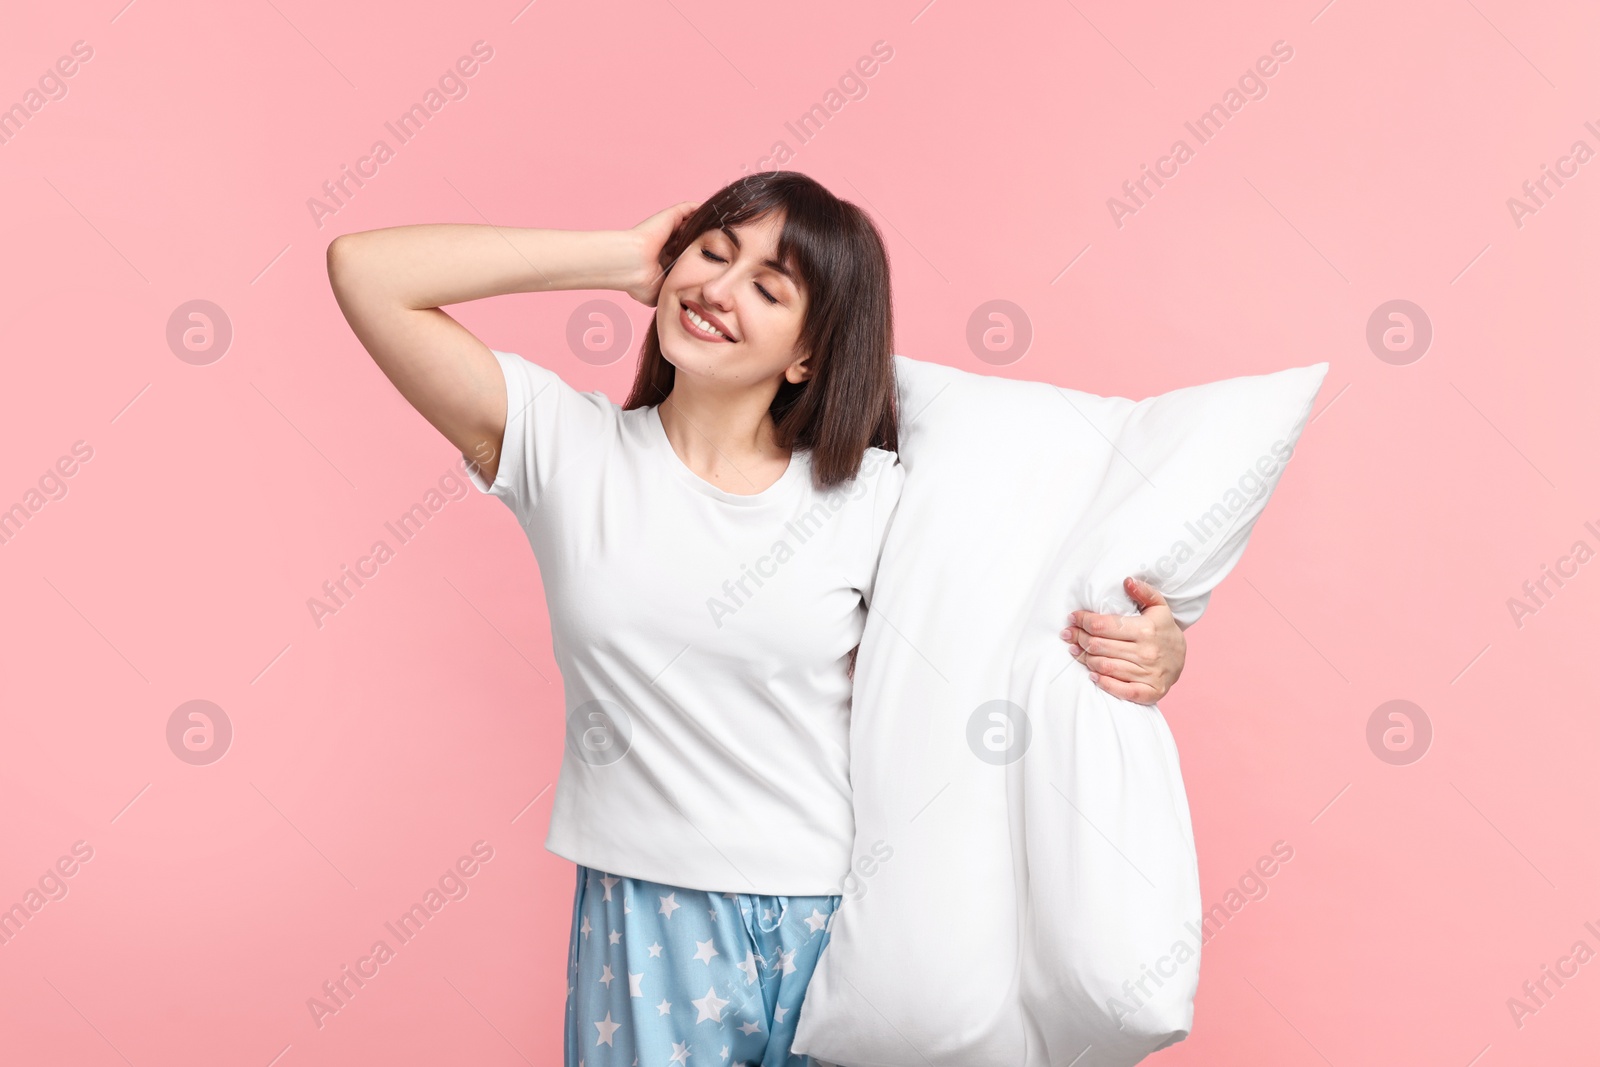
[791,355,1327,1067]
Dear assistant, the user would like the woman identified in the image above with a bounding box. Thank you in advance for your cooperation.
[327,172,1188,1067]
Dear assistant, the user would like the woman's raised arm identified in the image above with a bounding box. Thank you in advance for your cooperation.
[325,219,667,484]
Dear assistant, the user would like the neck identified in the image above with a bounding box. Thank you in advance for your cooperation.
[657,378,788,471]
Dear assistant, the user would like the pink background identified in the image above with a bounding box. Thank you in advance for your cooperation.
[2,0,1596,1064]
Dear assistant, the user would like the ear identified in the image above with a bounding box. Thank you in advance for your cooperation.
[785,349,814,385]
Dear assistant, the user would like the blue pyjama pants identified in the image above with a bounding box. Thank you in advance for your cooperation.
[564,864,844,1067]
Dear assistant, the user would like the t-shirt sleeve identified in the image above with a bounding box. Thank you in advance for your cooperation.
[463,349,613,523]
[858,450,906,610]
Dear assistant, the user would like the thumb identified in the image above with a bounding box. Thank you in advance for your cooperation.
[1125,575,1168,610]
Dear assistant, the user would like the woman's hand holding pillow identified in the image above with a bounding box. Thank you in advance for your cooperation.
[1061,576,1186,704]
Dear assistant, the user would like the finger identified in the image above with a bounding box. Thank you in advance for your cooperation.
[1076,649,1150,683]
[1067,626,1154,668]
[1067,610,1151,643]
[1089,671,1160,705]
[1124,576,1169,609]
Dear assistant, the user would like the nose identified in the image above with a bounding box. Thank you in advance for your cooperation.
[699,265,735,309]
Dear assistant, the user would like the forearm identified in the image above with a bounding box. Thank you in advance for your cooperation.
[331,223,645,310]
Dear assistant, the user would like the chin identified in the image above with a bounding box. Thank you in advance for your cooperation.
[661,345,719,380]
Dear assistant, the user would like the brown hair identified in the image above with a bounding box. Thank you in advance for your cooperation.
[621,172,898,489]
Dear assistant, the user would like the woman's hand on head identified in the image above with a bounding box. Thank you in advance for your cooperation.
[622,200,702,307]
[1061,577,1187,705]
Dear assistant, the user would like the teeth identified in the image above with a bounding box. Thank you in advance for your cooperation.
[686,307,725,339]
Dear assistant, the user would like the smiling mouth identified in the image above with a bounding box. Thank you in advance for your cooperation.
[680,301,734,342]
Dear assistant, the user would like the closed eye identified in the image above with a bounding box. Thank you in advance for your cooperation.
[701,247,780,305]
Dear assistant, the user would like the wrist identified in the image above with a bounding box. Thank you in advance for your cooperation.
[595,228,652,294]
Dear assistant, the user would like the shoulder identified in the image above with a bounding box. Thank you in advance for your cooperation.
[860,446,904,490]
[492,349,622,417]
[806,446,902,505]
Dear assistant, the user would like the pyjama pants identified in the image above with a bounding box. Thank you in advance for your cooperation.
[564,864,845,1067]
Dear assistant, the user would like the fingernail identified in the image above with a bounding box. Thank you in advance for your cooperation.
[1067,643,1081,656]
[1088,671,1099,683]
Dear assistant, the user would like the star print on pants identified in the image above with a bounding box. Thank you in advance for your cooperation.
[692,984,730,1023]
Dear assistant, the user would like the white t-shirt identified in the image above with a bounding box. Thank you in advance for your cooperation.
[464,349,905,895]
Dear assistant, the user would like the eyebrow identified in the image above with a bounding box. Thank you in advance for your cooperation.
[719,225,797,281]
